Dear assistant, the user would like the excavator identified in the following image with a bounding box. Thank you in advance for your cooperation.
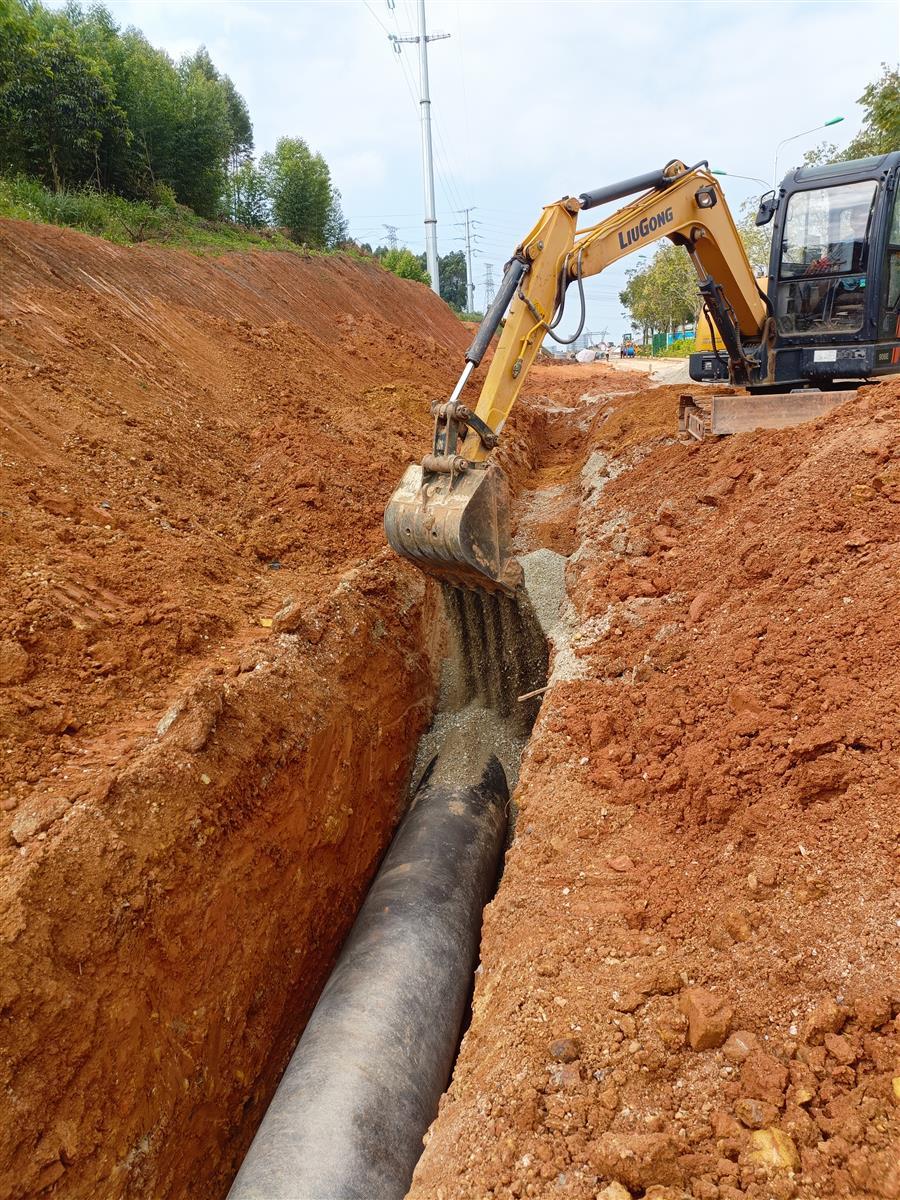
[385,152,900,593]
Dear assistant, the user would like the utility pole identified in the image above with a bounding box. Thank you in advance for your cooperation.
[462,207,476,312]
[390,2,448,298]
[383,224,399,250]
[482,263,495,311]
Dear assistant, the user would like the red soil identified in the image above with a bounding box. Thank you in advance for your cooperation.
[410,377,900,1199]
[0,220,464,1198]
[5,215,900,1200]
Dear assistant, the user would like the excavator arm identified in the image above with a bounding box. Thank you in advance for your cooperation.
[467,160,768,459]
[384,160,769,591]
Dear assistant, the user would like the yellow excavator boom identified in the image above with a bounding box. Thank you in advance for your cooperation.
[465,161,766,462]
[385,160,768,591]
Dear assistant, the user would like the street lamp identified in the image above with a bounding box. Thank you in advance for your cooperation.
[712,169,770,194]
[772,117,844,188]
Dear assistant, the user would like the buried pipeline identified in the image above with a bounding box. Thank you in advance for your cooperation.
[226,752,510,1200]
[227,583,548,1199]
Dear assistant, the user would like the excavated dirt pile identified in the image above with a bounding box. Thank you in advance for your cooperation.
[410,369,900,1200]
[0,219,469,1198]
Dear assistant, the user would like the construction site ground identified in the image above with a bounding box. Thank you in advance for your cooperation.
[1,219,898,1199]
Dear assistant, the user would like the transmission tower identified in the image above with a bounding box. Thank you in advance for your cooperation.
[461,208,476,311]
[383,224,399,250]
[482,263,495,311]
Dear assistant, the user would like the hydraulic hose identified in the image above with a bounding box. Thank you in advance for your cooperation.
[226,754,509,1200]
[544,250,587,346]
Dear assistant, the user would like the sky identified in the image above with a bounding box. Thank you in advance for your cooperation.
[50,0,900,341]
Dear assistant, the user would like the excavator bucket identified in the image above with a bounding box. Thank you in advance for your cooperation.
[384,460,523,593]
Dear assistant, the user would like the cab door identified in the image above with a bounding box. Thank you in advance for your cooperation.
[877,180,900,362]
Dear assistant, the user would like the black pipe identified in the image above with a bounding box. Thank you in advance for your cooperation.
[578,166,673,211]
[465,257,527,366]
[226,754,509,1200]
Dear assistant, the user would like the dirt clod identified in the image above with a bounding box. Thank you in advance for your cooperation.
[591,1132,682,1191]
[679,986,734,1050]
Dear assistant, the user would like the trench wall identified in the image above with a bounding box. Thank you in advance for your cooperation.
[1,558,440,1199]
[0,220,463,1199]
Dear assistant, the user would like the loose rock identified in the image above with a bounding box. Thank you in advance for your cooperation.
[0,639,30,686]
[10,795,71,845]
[722,1030,759,1064]
[744,1128,800,1171]
[801,997,847,1042]
[597,1184,632,1200]
[549,1037,580,1062]
[679,987,733,1051]
[734,1098,780,1129]
[590,1133,682,1192]
[740,1049,789,1107]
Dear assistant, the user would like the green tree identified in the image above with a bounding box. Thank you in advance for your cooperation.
[261,136,343,247]
[322,186,348,247]
[225,158,268,226]
[171,50,232,216]
[109,29,184,197]
[802,67,899,167]
[0,0,35,150]
[2,17,125,189]
[221,73,253,216]
[736,197,771,276]
[843,65,900,159]
[619,243,699,341]
[380,247,430,285]
[437,249,468,310]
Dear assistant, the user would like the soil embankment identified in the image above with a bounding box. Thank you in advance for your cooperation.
[0,221,464,1198]
[411,373,900,1199]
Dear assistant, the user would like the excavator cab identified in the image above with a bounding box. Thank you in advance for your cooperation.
[690,151,900,388]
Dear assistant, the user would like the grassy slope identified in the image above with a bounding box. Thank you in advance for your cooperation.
[0,175,312,254]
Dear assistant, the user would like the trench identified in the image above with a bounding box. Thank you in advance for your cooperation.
[224,389,594,1200]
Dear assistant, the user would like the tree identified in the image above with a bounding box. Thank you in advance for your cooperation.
[437,249,468,310]
[225,158,268,226]
[843,65,899,159]
[0,0,36,161]
[736,197,771,276]
[322,185,348,248]
[801,67,899,167]
[619,243,699,340]
[107,29,183,197]
[261,136,343,248]
[380,248,430,285]
[171,51,232,216]
[221,73,253,217]
[2,18,126,189]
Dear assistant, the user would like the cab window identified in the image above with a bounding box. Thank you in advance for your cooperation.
[777,180,877,335]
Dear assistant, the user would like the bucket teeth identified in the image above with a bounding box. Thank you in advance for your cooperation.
[384,461,522,594]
